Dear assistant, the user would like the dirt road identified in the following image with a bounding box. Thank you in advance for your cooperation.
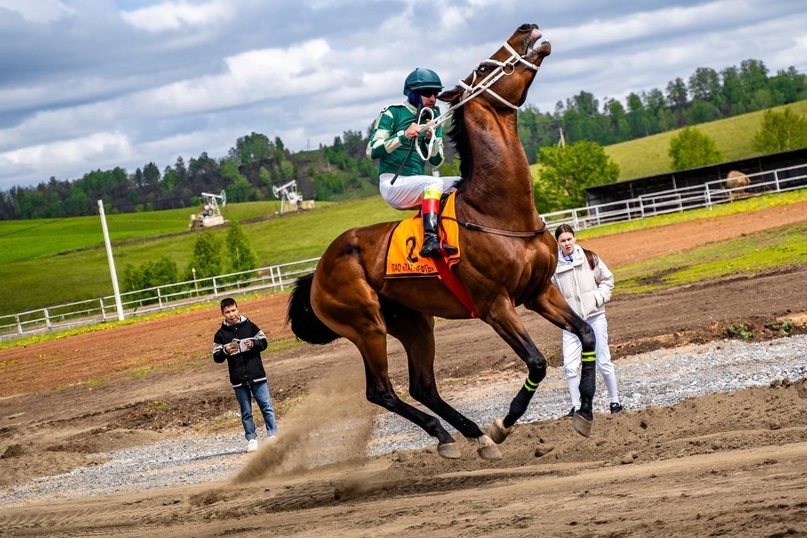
[0,201,806,537]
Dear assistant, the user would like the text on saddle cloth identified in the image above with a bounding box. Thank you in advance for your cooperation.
[385,191,461,277]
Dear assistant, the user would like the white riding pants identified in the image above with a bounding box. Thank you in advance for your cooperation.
[379,173,461,210]
[561,312,619,408]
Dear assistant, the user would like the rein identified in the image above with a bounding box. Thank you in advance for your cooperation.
[442,215,547,238]
[415,40,541,161]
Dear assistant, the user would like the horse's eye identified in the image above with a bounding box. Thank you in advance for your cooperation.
[478,65,487,73]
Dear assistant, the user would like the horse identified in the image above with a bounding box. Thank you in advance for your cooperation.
[725,170,751,200]
[287,23,598,460]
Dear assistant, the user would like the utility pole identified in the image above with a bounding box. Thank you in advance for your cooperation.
[98,200,125,321]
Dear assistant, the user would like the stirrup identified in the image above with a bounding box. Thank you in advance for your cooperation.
[440,241,458,256]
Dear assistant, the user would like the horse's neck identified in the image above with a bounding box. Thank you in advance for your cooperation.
[460,113,540,227]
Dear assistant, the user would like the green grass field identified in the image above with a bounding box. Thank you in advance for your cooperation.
[615,219,807,294]
[0,197,403,315]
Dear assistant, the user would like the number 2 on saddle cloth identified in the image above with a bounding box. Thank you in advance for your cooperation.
[384,191,477,317]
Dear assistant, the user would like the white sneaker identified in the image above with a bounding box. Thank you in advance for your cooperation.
[267,435,277,443]
[246,439,258,453]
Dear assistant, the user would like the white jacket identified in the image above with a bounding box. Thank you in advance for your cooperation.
[551,244,614,320]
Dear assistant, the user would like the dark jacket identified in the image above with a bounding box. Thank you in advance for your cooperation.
[212,316,269,388]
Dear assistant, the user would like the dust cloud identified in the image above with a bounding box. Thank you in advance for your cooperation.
[232,361,378,484]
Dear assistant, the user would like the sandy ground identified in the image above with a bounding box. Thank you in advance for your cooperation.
[1,201,806,537]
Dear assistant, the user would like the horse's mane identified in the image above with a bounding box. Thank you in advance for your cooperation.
[446,105,471,189]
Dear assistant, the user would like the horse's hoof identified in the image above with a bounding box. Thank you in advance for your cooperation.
[437,442,461,459]
[489,417,512,444]
[475,435,502,460]
[572,413,592,437]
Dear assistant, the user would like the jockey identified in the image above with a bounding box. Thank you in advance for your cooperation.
[366,68,462,258]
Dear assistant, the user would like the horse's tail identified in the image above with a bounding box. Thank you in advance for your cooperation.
[286,273,341,345]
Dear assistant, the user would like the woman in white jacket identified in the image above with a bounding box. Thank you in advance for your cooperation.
[552,224,622,416]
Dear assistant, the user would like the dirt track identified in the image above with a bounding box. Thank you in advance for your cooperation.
[1,201,806,537]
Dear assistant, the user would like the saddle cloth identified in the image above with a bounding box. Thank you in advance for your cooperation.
[385,191,460,278]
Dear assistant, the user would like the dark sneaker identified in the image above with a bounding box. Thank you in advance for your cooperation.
[610,402,623,414]
[566,407,575,417]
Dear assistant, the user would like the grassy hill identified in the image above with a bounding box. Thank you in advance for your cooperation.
[602,100,807,180]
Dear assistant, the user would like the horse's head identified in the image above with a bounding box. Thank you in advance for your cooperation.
[440,23,551,110]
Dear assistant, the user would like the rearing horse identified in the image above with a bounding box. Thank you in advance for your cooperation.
[288,23,597,460]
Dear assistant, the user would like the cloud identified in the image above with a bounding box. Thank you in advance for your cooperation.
[121,0,233,32]
[0,0,72,24]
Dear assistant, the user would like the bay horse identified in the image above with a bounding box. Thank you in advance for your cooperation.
[287,23,598,460]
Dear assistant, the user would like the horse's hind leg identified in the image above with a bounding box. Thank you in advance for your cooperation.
[386,307,501,460]
[525,286,597,437]
[311,277,459,456]
[356,336,461,457]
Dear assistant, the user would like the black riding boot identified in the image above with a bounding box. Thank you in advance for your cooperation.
[420,211,457,258]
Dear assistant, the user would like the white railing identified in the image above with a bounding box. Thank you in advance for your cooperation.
[2,162,805,342]
[0,258,320,341]
[542,163,807,233]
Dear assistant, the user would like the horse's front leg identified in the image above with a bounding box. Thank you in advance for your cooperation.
[524,285,597,437]
[387,308,502,460]
[482,295,551,444]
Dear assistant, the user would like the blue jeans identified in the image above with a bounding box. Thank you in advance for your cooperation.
[234,381,278,440]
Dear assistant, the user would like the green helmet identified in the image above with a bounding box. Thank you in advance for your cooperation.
[402,68,443,96]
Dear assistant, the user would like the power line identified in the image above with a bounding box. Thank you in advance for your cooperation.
[0,217,69,237]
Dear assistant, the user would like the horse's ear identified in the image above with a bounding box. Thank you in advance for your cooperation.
[438,86,463,104]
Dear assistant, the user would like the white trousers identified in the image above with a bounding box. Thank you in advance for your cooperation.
[561,312,619,408]
[379,173,461,210]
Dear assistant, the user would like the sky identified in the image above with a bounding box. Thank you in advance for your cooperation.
[0,0,806,192]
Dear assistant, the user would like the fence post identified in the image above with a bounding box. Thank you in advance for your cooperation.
[15,314,22,336]
[270,266,278,290]
[100,298,107,321]
[43,308,51,330]
[213,277,218,298]
[774,170,781,192]
[157,287,163,309]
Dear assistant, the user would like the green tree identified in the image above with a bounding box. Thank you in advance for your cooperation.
[121,255,179,303]
[225,221,258,274]
[187,231,224,280]
[533,140,620,211]
[668,127,723,171]
[143,162,161,189]
[688,67,721,103]
[752,108,807,153]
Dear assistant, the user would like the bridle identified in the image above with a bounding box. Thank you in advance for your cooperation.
[415,40,542,161]
[422,39,548,238]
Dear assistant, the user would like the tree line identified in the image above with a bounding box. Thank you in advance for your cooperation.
[1,58,805,221]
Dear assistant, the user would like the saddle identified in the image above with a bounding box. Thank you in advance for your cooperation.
[385,191,460,278]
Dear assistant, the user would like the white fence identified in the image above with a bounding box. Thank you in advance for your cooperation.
[0,258,320,341]
[542,163,807,232]
[2,162,805,342]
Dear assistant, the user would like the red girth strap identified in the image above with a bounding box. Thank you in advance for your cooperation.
[431,255,477,319]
